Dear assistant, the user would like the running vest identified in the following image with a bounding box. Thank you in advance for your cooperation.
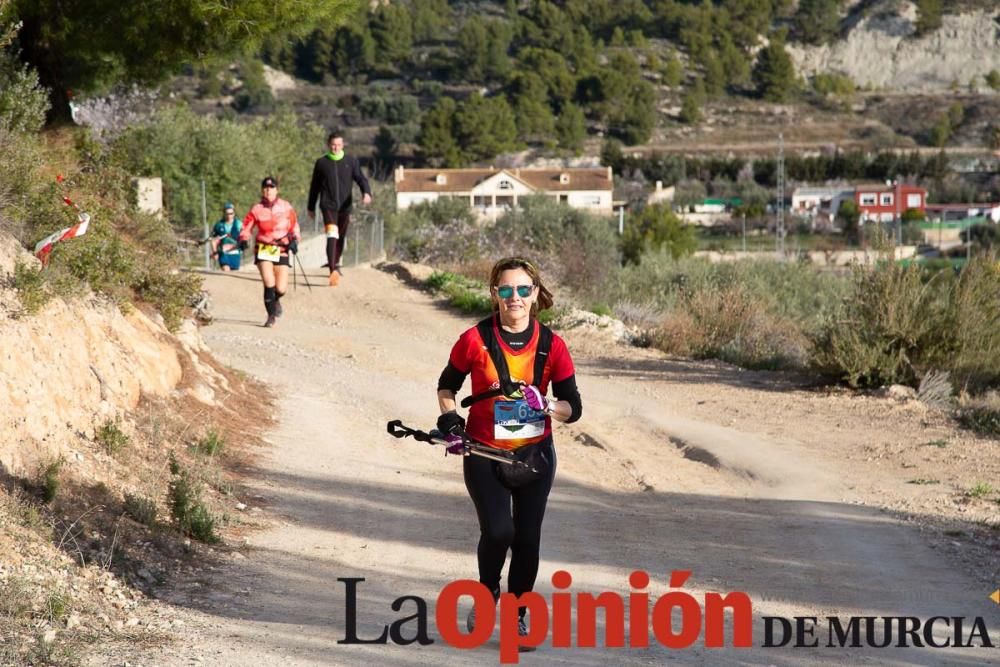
[460,316,553,408]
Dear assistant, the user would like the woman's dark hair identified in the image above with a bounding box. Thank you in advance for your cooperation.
[488,257,554,316]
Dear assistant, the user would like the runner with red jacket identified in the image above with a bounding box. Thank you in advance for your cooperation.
[239,176,300,328]
[435,257,582,647]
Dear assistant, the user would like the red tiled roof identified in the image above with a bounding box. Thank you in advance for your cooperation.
[395,168,612,193]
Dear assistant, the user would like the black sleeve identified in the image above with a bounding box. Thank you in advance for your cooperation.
[437,362,467,394]
[307,160,322,210]
[552,374,582,423]
[353,157,372,196]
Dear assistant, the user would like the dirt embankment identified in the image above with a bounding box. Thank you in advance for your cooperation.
[0,232,265,664]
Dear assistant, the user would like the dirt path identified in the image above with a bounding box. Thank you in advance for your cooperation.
[138,265,998,666]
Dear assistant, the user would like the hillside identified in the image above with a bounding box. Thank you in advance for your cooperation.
[158,0,1000,167]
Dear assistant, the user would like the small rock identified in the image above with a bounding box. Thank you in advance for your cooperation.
[66,614,80,629]
[42,629,57,643]
[125,617,140,627]
[235,502,247,511]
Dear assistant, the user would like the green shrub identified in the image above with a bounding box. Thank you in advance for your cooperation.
[44,590,69,622]
[588,303,613,318]
[12,260,52,315]
[620,203,698,266]
[123,492,158,526]
[956,405,1000,438]
[168,465,219,543]
[966,482,994,498]
[194,430,225,457]
[813,258,1000,389]
[111,106,324,231]
[38,456,64,503]
[96,419,130,455]
[186,503,219,543]
[487,196,620,301]
[424,271,491,315]
[0,53,49,134]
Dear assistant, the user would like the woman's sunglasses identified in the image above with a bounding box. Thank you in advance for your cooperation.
[496,284,534,299]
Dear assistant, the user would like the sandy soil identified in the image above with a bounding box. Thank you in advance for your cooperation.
[127,263,998,667]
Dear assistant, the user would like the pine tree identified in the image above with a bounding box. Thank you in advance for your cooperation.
[556,103,587,153]
[914,0,943,36]
[679,79,705,124]
[372,126,398,178]
[794,0,841,45]
[419,97,463,167]
[752,37,797,102]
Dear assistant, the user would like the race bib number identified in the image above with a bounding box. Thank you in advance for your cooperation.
[256,243,280,262]
[493,399,545,440]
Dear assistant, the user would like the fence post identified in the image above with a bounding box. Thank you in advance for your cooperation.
[201,179,209,270]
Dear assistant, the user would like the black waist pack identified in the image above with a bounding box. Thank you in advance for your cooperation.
[496,443,550,488]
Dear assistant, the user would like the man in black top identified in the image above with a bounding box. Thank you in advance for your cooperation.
[307,130,373,286]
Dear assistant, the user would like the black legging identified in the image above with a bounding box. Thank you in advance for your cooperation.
[322,209,350,271]
[463,438,556,604]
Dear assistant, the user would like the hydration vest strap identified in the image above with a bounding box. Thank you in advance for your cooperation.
[460,315,553,408]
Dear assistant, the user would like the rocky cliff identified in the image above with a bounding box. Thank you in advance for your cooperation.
[790,6,1000,91]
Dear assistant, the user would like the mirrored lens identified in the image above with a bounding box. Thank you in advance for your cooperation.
[497,285,534,299]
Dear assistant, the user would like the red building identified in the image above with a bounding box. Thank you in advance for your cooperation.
[854,183,926,222]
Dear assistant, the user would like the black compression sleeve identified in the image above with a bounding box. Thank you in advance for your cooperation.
[437,362,468,393]
[552,374,582,423]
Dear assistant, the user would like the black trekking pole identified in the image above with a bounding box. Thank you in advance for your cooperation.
[294,252,312,292]
[386,420,533,469]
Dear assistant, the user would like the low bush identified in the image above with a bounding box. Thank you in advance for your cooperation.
[194,430,225,457]
[956,398,1000,438]
[425,271,491,315]
[96,418,130,455]
[38,456,64,503]
[168,458,219,543]
[12,260,51,315]
[652,284,809,370]
[123,492,158,526]
[813,258,1000,389]
[391,198,486,265]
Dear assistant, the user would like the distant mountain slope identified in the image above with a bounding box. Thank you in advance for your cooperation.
[789,8,1000,90]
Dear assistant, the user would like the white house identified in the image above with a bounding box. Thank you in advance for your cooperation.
[394,166,614,217]
[790,186,853,218]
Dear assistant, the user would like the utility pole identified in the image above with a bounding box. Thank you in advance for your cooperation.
[776,133,785,258]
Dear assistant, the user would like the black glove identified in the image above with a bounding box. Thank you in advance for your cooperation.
[239,240,248,251]
[288,238,298,255]
[436,410,466,436]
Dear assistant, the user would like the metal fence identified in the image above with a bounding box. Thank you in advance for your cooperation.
[180,208,385,272]
[317,208,385,269]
